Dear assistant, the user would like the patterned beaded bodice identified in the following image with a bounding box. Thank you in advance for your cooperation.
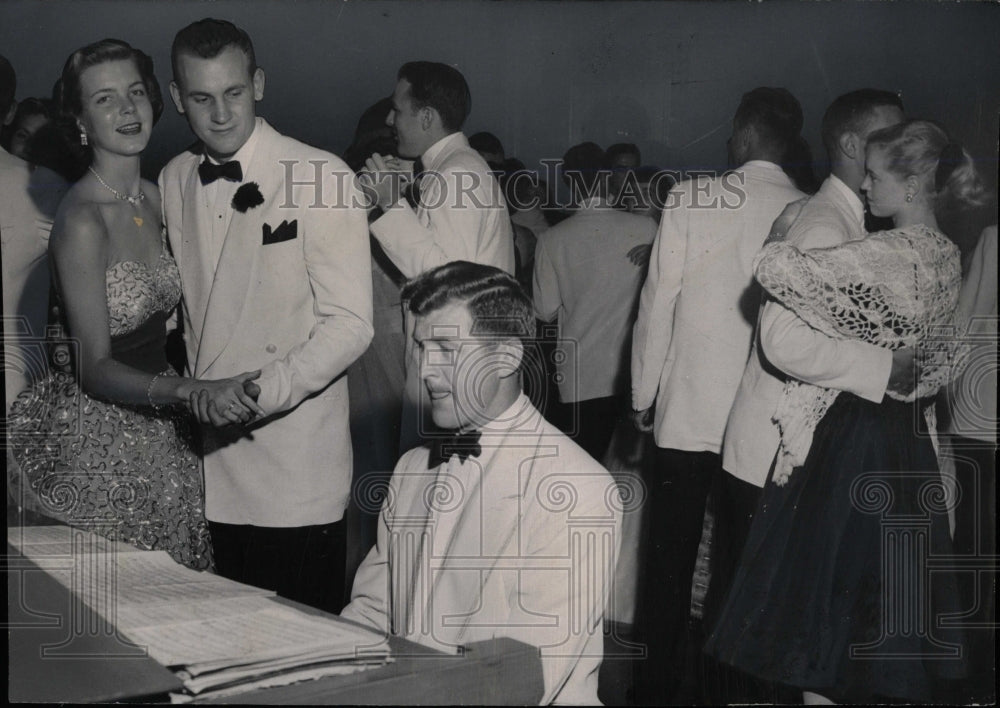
[105,235,181,338]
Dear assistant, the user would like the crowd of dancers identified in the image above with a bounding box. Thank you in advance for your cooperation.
[2,16,995,706]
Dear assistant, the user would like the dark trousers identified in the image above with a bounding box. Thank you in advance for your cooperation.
[702,470,761,629]
[700,470,798,704]
[208,519,347,615]
[553,395,623,463]
[633,447,719,705]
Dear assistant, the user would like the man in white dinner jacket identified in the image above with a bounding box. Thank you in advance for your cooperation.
[342,261,620,705]
[159,19,372,612]
[629,87,807,703]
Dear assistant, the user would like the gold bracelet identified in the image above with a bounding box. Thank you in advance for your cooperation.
[146,373,163,412]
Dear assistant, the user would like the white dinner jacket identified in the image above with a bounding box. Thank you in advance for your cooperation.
[342,394,621,705]
[159,119,373,526]
[722,175,892,487]
[631,161,805,453]
[1,148,67,409]
[370,131,514,278]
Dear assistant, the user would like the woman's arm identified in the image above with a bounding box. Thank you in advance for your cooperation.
[50,202,261,423]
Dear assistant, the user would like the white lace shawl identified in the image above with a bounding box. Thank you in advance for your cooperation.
[753,224,963,484]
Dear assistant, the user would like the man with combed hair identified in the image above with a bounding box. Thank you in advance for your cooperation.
[160,19,373,612]
[630,87,807,703]
[365,61,514,278]
[342,261,621,705]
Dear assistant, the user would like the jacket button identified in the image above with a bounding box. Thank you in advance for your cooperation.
[266,344,277,353]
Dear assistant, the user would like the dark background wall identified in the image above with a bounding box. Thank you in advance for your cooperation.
[2,0,998,191]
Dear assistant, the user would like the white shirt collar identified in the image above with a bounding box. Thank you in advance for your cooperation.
[421,131,465,169]
[827,173,865,227]
[741,159,784,172]
[478,392,537,436]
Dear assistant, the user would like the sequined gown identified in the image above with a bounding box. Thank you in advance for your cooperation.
[7,235,212,570]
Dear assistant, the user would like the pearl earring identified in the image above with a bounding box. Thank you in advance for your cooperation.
[905,193,913,203]
[80,130,88,146]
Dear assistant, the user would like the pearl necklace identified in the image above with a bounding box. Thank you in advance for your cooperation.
[89,167,145,206]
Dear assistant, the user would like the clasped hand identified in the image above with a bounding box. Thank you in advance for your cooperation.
[358,153,411,211]
[189,371,265,427]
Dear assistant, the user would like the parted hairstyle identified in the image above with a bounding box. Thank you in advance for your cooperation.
[56,39,163,124]
[397,61,471,134]
[171,18,257,81]
[402,261,533,344]
[732,87,803,158]
[821,88,904,157]
[53,39,162,172]
[866,119,988,214]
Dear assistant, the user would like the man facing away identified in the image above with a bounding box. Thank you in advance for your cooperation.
[705,88,907,702]
[533,141,657,463]
[629,87,807,703]
[159,19,373,612]
[342,261,621,705]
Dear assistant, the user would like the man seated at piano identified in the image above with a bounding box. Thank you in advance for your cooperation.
[341,261,622,705]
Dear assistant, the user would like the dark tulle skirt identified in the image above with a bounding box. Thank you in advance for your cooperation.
[705,393,968,702]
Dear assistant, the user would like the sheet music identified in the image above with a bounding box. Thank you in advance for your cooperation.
[114,594,281,630]
[125,605,388,667]
[10,523,389,698]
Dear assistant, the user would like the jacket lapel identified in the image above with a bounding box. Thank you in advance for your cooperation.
[181,163,213,352]
[194,123,272,376]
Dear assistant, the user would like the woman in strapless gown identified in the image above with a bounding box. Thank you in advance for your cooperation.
[7,40,261,570]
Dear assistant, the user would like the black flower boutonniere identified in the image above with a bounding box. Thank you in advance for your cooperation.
[232,182,265,213]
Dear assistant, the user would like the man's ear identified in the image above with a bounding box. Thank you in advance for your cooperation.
[838,131,860,161]
[169,81,185,115]
[2,101,16,127]
[252,67,265,101]
[420,105,436,132]
[494,339,524,379]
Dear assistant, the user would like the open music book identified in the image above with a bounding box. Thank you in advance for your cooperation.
[9,525,391,698]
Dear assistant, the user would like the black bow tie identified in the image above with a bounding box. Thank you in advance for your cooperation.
[198,159,243,185]
[404,158,425,209]
[427,429,482,469]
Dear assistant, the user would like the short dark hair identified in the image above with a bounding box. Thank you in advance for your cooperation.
[0,54,16,119]
[402,261,533,344]
[12,97,54,128]
[397,61,471,134]
[172,18,257,81]
[733,87,803,158]
[469,131,503,156]
[562,141,607,195]
[606,142,640,164]
[821,88,903,157]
